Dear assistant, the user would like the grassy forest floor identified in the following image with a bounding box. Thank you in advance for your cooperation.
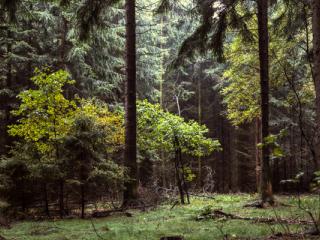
[1,194,320,240]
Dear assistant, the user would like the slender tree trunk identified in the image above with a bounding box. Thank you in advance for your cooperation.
[312,0,320,170]
[54,142,65,217]
[43,183,50,217]
[6,28,12,88]
[2,27,12,155]
[174,139,185,204]
[230,126,238,192]
[180,154,190,204]
[255,118,262,192]
[159,17,166,188]
[81,184,85,219]
[26,2,33,85]
[123,0,138,205]
[197,74,202,187]
[220,117,225,192]
[175,159,185,204]
[60,16,67,69]
[59,180,64,218]
[257,0,274,204]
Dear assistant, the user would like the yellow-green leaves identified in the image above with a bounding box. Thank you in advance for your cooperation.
[221,32,260,125]
[78,99,124,154]
[8,69,77,154]
[257,129,287,159]
[137,100,221,158]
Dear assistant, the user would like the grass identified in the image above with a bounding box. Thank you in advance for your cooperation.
[1,194,319,240]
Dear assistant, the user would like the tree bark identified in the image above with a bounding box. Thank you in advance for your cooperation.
[1,27,12,156]
[59,180,64,218]
[123,0,138,205]
[197,73,202,187]
[60,16,67,69]
[81,184,85,219]
[255,118,262,192]
[312,0,320,170]
[43,183,50,217]
[257,0,274,204]
[174,138,185,204]
[6,28,12,88]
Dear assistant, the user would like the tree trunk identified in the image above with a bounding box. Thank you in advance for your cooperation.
[197,74,202,187]
[1,27,12,155]
[59,15,68,69]
[230,126,238,192]
[312,0,320,170]
[255,118,262,192]
[123,0,138,205]
[81,184,85,219]
[159,17,166,188]
[59,180,64,218]
[173,135,187,204]
[175,146,185,204]
[257,0,274,204]
[43,183,50,217]
[6,28,12,88]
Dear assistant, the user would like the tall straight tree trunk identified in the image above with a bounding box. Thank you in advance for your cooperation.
[159,16,167,188]
[4,27,12,153]
[123,0,138,205]
[312,0,320,170]
[197,73,202,187]
[257,0,274,204]
[80,184,85,219]
[255,118,262,192]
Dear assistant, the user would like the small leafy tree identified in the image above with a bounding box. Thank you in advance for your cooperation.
[8,68,77,217]
[137,100,221,204]
[63,99,125,218]
[8,68,76,154]
[78,99,125,155]
[62,112,124,218]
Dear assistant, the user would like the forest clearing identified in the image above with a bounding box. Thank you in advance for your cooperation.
[1,0,320,239]
[2,194,320,240]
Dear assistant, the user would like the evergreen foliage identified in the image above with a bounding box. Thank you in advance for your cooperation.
[1,0,320,222]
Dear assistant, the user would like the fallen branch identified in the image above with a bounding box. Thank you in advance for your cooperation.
[197,209,314,225]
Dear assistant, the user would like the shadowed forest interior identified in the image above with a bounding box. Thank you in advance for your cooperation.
[1,0,320,239]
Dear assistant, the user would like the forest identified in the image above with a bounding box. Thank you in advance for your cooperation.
[1,0,320,239]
